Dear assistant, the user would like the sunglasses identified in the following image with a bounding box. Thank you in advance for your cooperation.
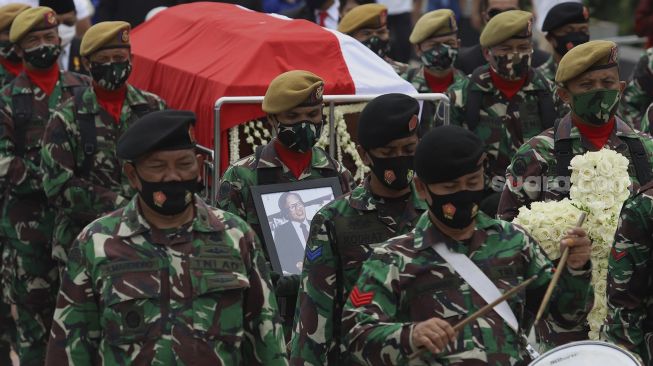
[487,7,517,18]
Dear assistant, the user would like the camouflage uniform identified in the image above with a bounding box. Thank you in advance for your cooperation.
[401,65,469,130]
[217,139,355,246]
[290,178,427,365]
[619,47,653,132]
[536,56,557,84]
[448,65,566,180]
[45,195,288,366]
[602,181,653,364]
[342,211,594,365]
[499,115,653,222]
[0,70,89,365]
[386,57,409,75]
[41,84,166,266]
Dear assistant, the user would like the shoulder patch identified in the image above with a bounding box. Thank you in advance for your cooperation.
[306,245,323,261]
[611,247,626,261]
[349,286,374,307]
[512,157,528,176]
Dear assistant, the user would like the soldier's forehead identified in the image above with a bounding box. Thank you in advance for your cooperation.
[572,67,619,83]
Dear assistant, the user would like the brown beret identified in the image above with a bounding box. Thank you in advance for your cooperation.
[262,70,324,114]
[337,4,387,34]
[10,6,57,43]
[556,40,619,84]
[0,4,30,33]
[409,9,457,45]
[480,10,533,48]
[81,21,131,57]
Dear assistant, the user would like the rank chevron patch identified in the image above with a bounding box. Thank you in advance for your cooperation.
[306,246,323,261]
[611,247,626,261]
[349,286,374,307]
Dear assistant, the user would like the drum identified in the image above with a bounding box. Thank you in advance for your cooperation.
[529,341,641,366]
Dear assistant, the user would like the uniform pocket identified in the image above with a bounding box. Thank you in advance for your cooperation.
[100,266,163,346]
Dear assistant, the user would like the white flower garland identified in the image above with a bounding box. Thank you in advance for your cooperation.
[513,149,631,340]
[228,120,271,164]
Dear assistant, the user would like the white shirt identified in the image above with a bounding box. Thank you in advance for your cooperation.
[290,219,310,248]
[376,0,412,15]
[314,0,339,30]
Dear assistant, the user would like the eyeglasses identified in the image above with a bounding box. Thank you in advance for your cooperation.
[487,7,517,19]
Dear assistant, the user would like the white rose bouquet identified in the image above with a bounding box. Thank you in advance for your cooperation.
[514,149,631,339]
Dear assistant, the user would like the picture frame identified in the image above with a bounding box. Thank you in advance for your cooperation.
[251,177,343,275]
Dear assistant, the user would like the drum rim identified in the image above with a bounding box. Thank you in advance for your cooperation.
[530,340,642,366]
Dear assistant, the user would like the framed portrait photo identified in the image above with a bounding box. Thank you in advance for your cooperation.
[251,177,343,275]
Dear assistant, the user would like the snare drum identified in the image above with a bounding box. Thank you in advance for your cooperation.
[528,341,641,366]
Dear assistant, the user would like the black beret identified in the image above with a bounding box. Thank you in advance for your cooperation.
[415,125,485,183]
[40,0,76,14]
[117,110,196,161]
[542,2,589,33]
[357,93,419,150]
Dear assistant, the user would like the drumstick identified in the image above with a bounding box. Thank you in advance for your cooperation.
[409,275,538,360]
[534,212,587,326]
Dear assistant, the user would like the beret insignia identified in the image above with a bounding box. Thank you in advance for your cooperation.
[408,115,418,132]
[46,11,55,25]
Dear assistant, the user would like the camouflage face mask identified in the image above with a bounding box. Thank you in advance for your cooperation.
[0,41,20,63]
[420,44,458,71]
[491,51,531,80]
[23,43,61,69]
[362,36,390,59]
[571,88,620,125]
[90,60,132,91]
[276,120,322,153]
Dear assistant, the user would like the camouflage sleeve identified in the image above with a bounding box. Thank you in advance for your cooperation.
[45,230,101,365]
[236,217,288,365]
[518,225,594,349]
[0,107,42,195]
[334,160,355,194]
[290,212,337,365]
[41,110,127,221]
[216,164,250,219]
[447,77,467,127]
[342,249,416,365]
[497,139,547,221]
[619,51,653,131]
[602,195,652,358]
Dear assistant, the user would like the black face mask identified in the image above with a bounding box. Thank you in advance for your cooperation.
[552,31,589,57]
[362,36,390,59]
[137,173,199,216]
[23,43,61,69]
[0,41,21,63]
[368,154,414,190]
[426,189,484,229]
[90,60,132,91]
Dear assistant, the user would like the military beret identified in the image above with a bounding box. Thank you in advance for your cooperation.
[358,93,419,150]
[337,4,387,34]
[415,125,485,184]
[262,70,324,114]
[117,110,197,161]
[39,0,75,15]
[409,9,457,45]
[555,40,618,84]
[10,6,57,43]
[0,4,30,32]
[542,2,589,33]
[480,10,533,48]
[81,21,131,57]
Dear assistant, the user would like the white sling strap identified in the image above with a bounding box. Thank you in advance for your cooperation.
[433,242,519,333]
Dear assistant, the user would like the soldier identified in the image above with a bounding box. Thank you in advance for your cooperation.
[538,2,590,84]
[449,10,563,217]
[0,6,89,365]
[337,4,407,74]
[403,9,468,132]
[341,125,594,365]
[603,180,653,364]
[0,4,29,364]
[619,48,653,132]
[499,40,653,222]
[0,4,29,87]
[44,110,288,366]
[217,70,355,338]
[41,21,166,269]
[290,94,427,365]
